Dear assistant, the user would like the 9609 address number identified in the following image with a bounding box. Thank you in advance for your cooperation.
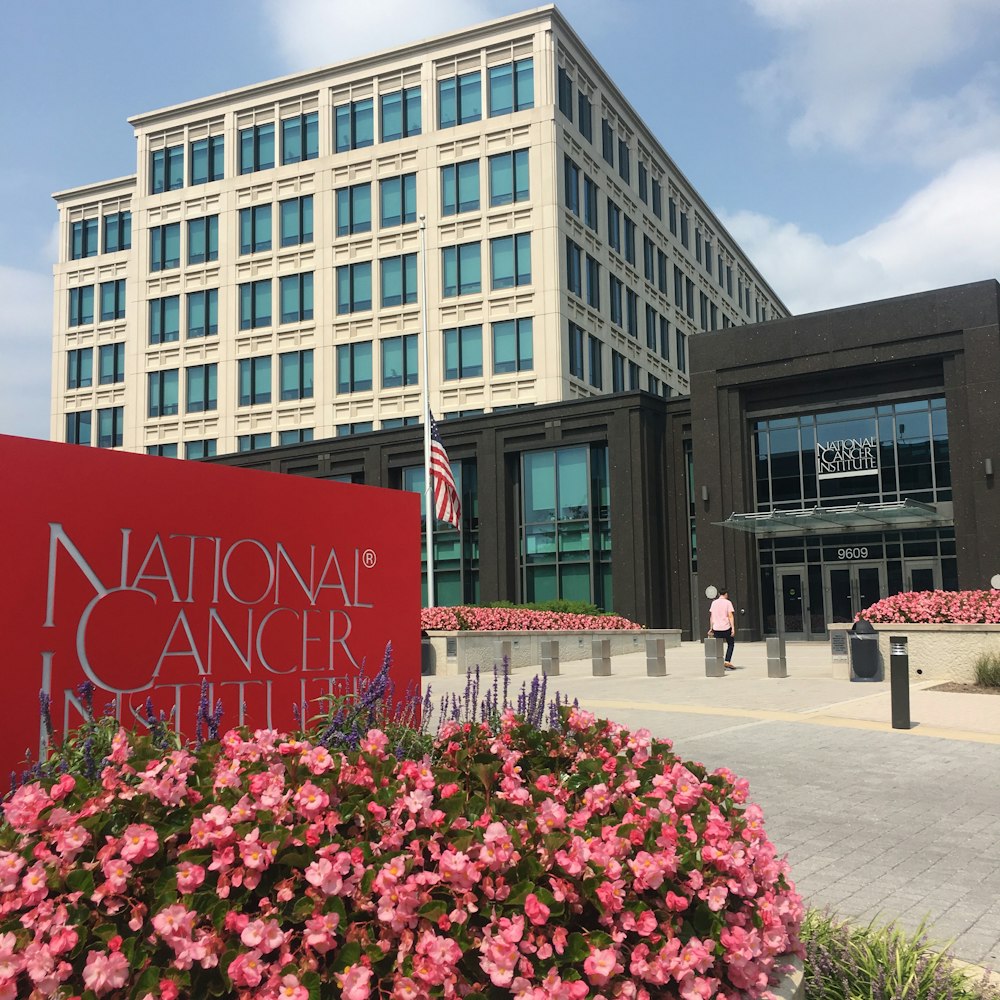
[837,547,869,560]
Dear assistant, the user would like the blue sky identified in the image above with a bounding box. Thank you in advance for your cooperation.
[3,0,1000,439]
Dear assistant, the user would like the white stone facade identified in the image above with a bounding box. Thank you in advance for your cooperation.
[51,5,786,458]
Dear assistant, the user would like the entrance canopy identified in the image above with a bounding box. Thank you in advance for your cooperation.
[717,499,949,535]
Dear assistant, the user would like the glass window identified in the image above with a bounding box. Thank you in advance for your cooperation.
[566,238,582,296]
[336,262,373,314]
[441,160,479,216]
[238,356,272,405]
[68,286,94,327]
[336,342,373,392]
[281,111,319,164]
[557,66,573,119]
[676,329,687,373]
[490,233,531,289]
[149,295,180,344]
[279,273,314,323]
[588,335,603,389]
[280,195,313,247]
[380,87,421,141]
[238,434,271,453]
[66,412,92,446]
[97,406,124,448]
[618,138,630,183]
[239,279,272,329]
[601,119,614,166]
[669,197,677,235]
[239,205,272,255]
[493,318,532,374]
[187,289,218,339]
[150,145,184,194]
[71,218,99,260]
[658,251,668,294]
[488,149,529,206]
[583,175,598,232]
[643,236,655,282]
[99,279,126,322]
[568,322,584,379]
[186,439,217,460]
[240,123,275,174]
[381,333,418,387]
[651,178,662,219]
[188,215,219,264]
[190,135,224,185]
[578,91,593,141]
[380,173,417,227]
[279,429,314,445]
[98,343,125,385]
[381,254,418,307]
[638,161,648,203]
[335,98,374,152]
[186,363,218,413]
[438,71,481,128]
[147,444,178,458]
[336,183,372,236]
[279,349,314,400]
[607,199,621,252]
[612,350,625,392]
[609,276,623,327]
[624,216,636,266]
[443,325,483,380]
[659,316,670,360]
[441,242,481,297]
[626,288,638,337]
[149,223,180,271]
[586,255,600,307]
[148,369,179,417]
[488,58,533,116]
[564,155,580,215]
[103,211,131,253]
[645,304,657,350]
[67,348,93,389]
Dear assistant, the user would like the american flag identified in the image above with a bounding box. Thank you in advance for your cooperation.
[429,411,461,530]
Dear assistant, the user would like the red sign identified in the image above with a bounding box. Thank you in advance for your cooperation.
[0,435,421,788]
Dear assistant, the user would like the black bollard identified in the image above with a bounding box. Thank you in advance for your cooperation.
[890,635,911,730]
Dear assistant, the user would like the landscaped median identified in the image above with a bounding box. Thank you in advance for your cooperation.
[860,590,1000,682]
[420,605,680,676]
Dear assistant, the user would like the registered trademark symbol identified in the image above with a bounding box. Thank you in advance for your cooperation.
[362,549,377,568]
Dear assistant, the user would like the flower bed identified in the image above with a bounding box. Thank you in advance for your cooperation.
[421,606,643,632]
[860,589,1000,624]
[2,710,802,999]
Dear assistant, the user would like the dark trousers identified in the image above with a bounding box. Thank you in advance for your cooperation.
[714,628,735,663]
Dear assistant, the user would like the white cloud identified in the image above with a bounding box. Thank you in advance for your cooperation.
[722,151,1000,313]
[742,0,1000,167]
[0,265,52,440]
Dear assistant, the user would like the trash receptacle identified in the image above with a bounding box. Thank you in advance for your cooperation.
[421,631,434,676]
[849,619,880,681]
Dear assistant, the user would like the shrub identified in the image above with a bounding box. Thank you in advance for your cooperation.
[974,651,1000,688]
[2,710,802,999]
[802,910,1000,1000]
[490,600,606,617]
[422,605,643,632]
[860,590,1000,625]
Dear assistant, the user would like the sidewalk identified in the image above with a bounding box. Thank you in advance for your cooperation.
[421,640,1000,968]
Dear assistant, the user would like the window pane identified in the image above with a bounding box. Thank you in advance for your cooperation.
[439,78,457,128]
[459,72,481,123]
[355,99,374,147]
[494,320,515,373]
[489,64,513,116]
[381,91,402,141]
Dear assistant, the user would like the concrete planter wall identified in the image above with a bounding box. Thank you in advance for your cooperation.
[871,623,1000,682]
[424,629,682,676]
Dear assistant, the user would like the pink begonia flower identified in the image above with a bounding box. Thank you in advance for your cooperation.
[361,729,389,754]
[20,861,50,904]
[120,823,159,862]
[584,946,622,985]
[241,918,284,953]
[101,857,133,895]
[228,949,265,988]
[152,904,198,941]
[176,862,206,893]
[82,949,130,996]
[706,884,729,911]
[278,974,309,1000]
[293,780,330,819]
[337,963,373,1000]
[3,783,52,832]
[0,852,25,892]
[524,892,551,925]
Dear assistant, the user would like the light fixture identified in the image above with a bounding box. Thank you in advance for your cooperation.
[986,458,994,478]
[701,486,709,502]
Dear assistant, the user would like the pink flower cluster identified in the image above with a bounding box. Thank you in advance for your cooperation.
[861,589,1000,624]
[421,606,643,632]
[2,711,802,999]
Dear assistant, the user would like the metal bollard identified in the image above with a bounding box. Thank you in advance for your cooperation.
[766,636,788,678]
[540,639,560,677]
[646,637,666,677]
[890,635,911,730]
[495,639,512,670]
[704,636,726,677]
[592,638,611,676]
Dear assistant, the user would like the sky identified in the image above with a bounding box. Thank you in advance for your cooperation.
[2,0,1000,440]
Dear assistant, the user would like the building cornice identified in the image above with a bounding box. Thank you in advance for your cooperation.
[52,175,137,203]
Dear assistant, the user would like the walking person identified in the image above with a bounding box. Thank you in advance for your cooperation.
[708,587,737,670]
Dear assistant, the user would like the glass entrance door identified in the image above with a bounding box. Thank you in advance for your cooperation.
[777,567,809,638]
[907,560,939,592]
[827,563,884,623]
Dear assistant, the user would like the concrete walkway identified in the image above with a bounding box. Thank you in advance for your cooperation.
[422,640,1000,968]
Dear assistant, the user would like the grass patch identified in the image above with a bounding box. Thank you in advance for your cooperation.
[974,651,1000,688]
[802,910,999,1000]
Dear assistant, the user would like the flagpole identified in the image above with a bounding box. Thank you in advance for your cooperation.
[419,215,436,608]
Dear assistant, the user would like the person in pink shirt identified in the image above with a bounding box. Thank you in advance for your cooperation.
[707,587,736,670]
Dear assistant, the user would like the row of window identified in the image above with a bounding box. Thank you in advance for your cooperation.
[66,408,125,448]
[70,212,131,260]
[67,280,126,327]
[146,61,534,197]
[66,343,125,389]
[567,321,684,392]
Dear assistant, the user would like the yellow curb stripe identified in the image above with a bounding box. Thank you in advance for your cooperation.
[581,699,1000,746]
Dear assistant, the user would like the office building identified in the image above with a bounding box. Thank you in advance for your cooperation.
[51,4,786,456]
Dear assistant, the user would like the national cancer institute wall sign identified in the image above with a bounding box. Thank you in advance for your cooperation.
[0,435,420,788]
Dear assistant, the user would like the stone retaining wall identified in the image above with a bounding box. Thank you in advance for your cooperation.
[872,623,1000,682]
[424,629,682,676]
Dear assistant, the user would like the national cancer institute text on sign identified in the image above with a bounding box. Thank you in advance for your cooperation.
[0,435,420,787]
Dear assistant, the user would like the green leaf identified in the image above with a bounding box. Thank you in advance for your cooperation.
[504,880,535,908]
[65,868,95,894]
[293,895,315,922]
[564,932,589,963]
[333,941,362,971]
[419,899,448,921]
